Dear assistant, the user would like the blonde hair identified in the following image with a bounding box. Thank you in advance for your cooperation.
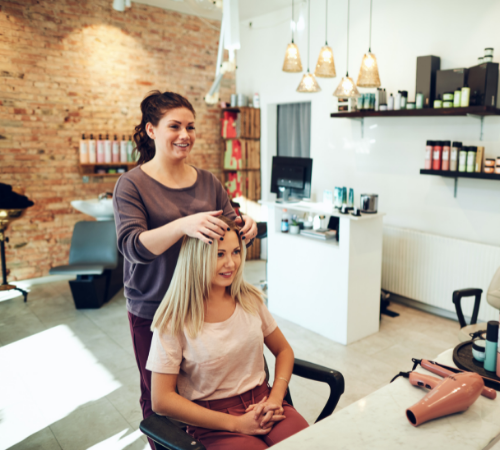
[151,216,264,337]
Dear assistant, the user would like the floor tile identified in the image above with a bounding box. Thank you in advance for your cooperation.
[7,427,62,450]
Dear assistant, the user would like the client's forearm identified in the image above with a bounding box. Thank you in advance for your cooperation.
[270,347,294,401]
[153,392,239,432]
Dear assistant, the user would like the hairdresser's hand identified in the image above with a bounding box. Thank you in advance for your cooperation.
[234,408,285,435]
[181,210,229,245]
[235,214,258,243]
[245,395,285,428]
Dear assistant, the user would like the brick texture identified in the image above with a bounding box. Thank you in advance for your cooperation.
[0,0,234,280]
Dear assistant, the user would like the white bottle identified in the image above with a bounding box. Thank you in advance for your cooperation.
[104,134,112,163]
[253,92,260,108]
[97,134,105,163]
[120,135,128,162]
[127,135,135,162]
[394,92,401,110]
[79,133,88,164]
[112,134,120,163]
[387,94,394,110]
[88,134,96,163]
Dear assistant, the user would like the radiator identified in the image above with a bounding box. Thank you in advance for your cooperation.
[382,226,500,323]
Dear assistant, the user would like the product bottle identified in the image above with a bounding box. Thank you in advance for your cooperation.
[484,321,499,372]
[450,142,461,171]
[120,135,128,163]
[432,141,442,171]
[112,134,120,163]
[97,134,105,163]
[461,87,470,107]
[127,135,134,162]
[104,134,112,163]
[424,140,433,170]
[466,146,477,173]
[88,134,96,163]
[416,92,424,109]
[387,94,394,111]
[253,92,260,108]
[400,91,408,109]
[79,133,88,164]
[394,92,402,110]
[453,90,461,108]
[476,146,484,172]
[441,141,451,171]
[458,146,468,172]
[281,209,289,233]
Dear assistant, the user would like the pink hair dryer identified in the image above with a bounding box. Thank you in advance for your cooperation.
[406,371,484,426]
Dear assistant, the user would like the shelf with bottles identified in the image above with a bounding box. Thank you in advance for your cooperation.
[79,162,138,178]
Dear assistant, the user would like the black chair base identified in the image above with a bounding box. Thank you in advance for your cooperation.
[69,259,123,309]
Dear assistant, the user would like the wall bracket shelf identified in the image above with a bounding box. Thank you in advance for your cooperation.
[331,106,500,141]
[419,169,500,197]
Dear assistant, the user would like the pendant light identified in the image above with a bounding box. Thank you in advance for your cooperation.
[297,0,321,93]
[282,0,303,73]
[333,0,360,98]
[356,0,381,87]
[314,0,336,78]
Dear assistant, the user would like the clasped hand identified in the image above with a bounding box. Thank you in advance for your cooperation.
[239,395,285,435]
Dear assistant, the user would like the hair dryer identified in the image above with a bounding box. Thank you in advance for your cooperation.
[406,371,484,426]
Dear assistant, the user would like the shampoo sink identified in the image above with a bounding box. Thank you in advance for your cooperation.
[71,199,114,221]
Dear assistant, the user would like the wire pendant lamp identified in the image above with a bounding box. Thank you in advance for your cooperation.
[357,0,381,87]
[314,0,336,78]
[333,0,359,98]
[297,0,321,93]
[282,0,303,73]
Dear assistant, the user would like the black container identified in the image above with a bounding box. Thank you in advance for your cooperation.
[416,55,440,108]
[468,62,499,106]
[435,68,468,100]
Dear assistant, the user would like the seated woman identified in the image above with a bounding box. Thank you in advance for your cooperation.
[146,216,308,449]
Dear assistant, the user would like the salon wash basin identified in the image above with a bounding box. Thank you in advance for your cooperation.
[71,199,114,221]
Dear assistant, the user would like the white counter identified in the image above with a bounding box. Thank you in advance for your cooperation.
[273,349,500,450]
[263,201,384,345]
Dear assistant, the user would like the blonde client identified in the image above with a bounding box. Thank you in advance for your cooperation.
[146,216,309,449]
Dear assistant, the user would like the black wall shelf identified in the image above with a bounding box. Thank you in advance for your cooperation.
[330,106,500,119]
[420,169,500,197]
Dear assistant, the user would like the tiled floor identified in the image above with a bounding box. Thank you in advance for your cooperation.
[0,261,462,450]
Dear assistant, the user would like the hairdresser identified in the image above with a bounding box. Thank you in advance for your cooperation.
[112,91,257,446]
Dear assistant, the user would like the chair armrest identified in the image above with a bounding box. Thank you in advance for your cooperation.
[452,288,483,328]
[140,414,206,450]
[292,358,345,423]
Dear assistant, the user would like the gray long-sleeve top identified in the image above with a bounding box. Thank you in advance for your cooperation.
[113,166,236,320]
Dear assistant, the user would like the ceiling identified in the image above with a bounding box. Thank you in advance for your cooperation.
[132,0,293,21]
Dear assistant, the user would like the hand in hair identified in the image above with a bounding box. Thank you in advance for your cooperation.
[235,406,286,435]
[181,210,229,245]
[235,214,258,242]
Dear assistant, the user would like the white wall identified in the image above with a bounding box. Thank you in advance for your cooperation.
[237,0,500,247]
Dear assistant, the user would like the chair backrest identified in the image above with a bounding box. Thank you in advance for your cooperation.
[68,220,118,268]
[487,266,500,310]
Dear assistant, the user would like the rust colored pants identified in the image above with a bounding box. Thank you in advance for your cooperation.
[187,383,309,449]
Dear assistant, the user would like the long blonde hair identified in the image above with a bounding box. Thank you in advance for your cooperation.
[151,216,264,337]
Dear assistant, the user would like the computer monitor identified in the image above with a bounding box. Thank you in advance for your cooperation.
[270,156,313,202]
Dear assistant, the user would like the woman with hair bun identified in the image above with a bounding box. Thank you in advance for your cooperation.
[113,91,258,447]
[147,216,308,449]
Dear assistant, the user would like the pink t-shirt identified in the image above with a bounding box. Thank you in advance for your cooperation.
[146,300,278,401]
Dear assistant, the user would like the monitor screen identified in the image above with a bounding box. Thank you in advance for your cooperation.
[271,156,312,200]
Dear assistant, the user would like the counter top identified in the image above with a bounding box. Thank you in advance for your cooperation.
[273,349,500,450]
[260,200,385,221]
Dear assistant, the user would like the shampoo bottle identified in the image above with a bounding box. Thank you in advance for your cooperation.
[484,320,499,372]
[112,134,120,163]
[79,133,88,164]
[104,134,112,163]
[120,135,127,163]
[88,134,96,163]
[127,135,134,162]
[97,134,105,163]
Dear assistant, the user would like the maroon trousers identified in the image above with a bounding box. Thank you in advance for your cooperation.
[128,312,155,449]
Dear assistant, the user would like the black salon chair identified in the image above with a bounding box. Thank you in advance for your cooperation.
[140,358,344,450]
[49,220,123,309]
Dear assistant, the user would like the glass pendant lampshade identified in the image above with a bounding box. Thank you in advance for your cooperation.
[314,45,336,78]
[282,43,303,73]
[357,51,381,87]
[333,75,360,98]
[297,72,321,93]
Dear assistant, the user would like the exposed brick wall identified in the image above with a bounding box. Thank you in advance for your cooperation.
[0,0,234,280]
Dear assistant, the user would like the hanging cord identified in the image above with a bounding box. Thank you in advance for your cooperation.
[307,0,310,71]
[368,0,372,52]
[325,0,328,45]
[346,0,350,76]
[291,0,295,43]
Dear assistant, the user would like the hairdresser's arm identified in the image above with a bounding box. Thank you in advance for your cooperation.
[247,328,294,426]
[151,373,284,435]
